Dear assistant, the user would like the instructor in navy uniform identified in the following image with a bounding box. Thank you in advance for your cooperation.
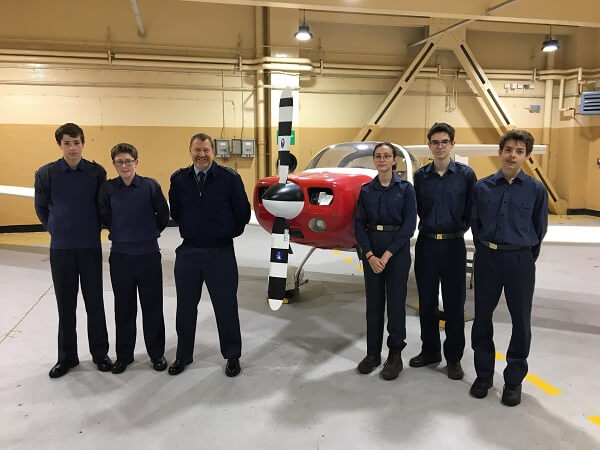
[34,123,113,378]
[99,143,170,374]
[469,129,548,406]
[168,133,251,377]
[409,123,476,381]
[354,142,417,380]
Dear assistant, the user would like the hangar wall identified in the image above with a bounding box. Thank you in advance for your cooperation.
[0,1,599,226]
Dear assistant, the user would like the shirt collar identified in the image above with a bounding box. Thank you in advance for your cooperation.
[372,171,402,189]
[426,159,456,175]
[191,162,214,177]
[59,157,86,172]
[116,174,140,187]
[492,168,525,184]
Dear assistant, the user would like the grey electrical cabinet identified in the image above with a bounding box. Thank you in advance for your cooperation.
[214,139,230,158]
[241,139,255,158]
[231,139,242,155]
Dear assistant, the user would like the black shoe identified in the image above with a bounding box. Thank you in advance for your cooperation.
[470,377,493,399]
[381,349,403,380]
[357,355,381,374]
[111,358,133,374]
[408,352,442,368]
[501,384,522,407]
[93,355,113,372]
[48,359,79,378]
[152,356,168,372]
[225,358,241,377]
[447,361,464,380]
[168,359,192,375]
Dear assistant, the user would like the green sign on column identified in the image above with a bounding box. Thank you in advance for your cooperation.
[276,130,295,145]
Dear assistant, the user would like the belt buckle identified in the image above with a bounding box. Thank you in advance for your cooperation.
[435,233,443,240]
[376,225,383,231]
[489,242,498,250]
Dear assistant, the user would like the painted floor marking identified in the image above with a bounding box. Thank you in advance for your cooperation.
[587,416,600,427]
[495,352,562,395]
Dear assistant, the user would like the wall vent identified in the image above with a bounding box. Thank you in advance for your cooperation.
[580,91,600,115]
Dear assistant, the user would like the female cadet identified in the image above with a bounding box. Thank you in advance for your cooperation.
[354,142,417,380]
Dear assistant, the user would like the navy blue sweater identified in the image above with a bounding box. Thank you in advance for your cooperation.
[169,162,251,248]
[98,174,170,255]
[34,158,106,249]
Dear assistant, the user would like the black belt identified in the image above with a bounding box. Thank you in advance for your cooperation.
[480,240,530,251]
[368,224,401,232]
[421,231,464,240]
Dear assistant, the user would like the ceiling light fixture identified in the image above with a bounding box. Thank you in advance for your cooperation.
[294,10,313,41]
[542,25,559,52]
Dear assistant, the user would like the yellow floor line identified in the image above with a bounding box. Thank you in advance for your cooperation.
[332,250,341,255]
[525,374,563,395]
[0,284,53,345]
[343,257,354,263]
[495,352,562,395]
[587,416,600,427]
[356,265,363,272]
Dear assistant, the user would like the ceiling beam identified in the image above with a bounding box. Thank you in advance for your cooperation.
[182,0,600,28]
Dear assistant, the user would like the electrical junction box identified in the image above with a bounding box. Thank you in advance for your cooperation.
[214,139,230,158]
[231,139,242,155]
[241,139,255,158]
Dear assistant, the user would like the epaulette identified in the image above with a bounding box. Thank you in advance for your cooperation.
[170,167,187,180]
[218,165,238,175]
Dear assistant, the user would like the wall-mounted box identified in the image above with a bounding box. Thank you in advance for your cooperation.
[231,139,242,155]
[214,139,230,158]
[241,139,255,158]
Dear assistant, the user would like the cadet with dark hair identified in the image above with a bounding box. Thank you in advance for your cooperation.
[409,122,476,381]
[168,132,251,377]
[354,142,417,380]
[470,129,548,406]
[34,123,113,378]
[98,143,170,374]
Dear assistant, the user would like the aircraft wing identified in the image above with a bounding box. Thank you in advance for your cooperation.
[404,144,546,157]
[0,185,35,198]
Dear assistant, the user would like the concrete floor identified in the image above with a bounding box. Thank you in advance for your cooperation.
[1,223,599,449]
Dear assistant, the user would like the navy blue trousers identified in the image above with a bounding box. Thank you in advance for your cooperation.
[109,251,165,361]
[49,247,109,363]
[362,244,410,356]
[472,244,535,386]
[414,235,466,363]
[174,244,242,361]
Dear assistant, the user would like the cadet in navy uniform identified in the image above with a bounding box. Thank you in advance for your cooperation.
[98,143,170,374]
[469,129,548,406]
[354,142,417,380]
[409,123,476,381]
[34,123,113,378]
[168,133,251,377]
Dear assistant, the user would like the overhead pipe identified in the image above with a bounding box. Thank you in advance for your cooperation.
[129,0,146,38]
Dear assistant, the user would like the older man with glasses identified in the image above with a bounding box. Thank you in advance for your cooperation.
[98,143,170,374]
[409,123,477,381]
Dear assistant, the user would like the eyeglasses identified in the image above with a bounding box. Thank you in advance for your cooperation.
[113,159,136,166]
[430,139,451,147]
[374,154,394,161]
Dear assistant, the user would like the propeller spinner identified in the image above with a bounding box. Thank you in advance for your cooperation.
[262,87,304,310]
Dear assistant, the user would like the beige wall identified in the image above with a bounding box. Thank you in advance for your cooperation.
[1,1,600,226]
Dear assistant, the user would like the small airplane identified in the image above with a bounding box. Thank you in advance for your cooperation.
[254,91,547,309]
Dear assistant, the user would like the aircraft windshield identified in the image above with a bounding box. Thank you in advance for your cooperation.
[305,142,419,180]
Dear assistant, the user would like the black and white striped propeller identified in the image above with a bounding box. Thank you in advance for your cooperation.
[261,87,304,311]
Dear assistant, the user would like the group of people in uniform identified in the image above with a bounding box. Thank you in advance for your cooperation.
[34,121,547,407]
[34,124,250,379]
[354,123,548,406]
